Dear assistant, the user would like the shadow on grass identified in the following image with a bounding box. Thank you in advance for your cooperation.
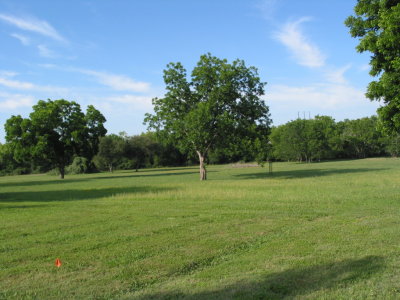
[0,185,176,203]
[133,167,198,173]
[96,171,201,181]
[0,178,93,188]
[234,168,387,180]
[0,170,202,188]
[137,256,384,299]
[0,204,50,209]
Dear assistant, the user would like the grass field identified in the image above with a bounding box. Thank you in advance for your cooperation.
[1,158,400,299]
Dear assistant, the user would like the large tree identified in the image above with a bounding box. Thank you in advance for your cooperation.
[5,99,106,179]
[144,53,270,180]
[345,0,400,133]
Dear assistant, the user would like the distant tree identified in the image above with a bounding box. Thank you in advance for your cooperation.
[153,137,188,167]
[346,0,400,133]
[288,119,310,162]
[271,119,309,162]
[339,117,384,158]
[254,134,273,166]
[270,126,288,161]
[0,143,17,175]
[83,105,107,163]
[307,116,337,161]
[95,134,125,172]
[271,116,337,162]
[66,156,89,174]
[4,99,102,179]
[144,53,270,180]
[4,115,34,168]
[125,134,157,171]
[384,132,400,157]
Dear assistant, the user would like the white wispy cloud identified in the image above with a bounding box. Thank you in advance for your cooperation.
[0,92,35,110]
[37,63,57,69]
[0,13,66,43]
[0,70,18,77]
[37,44,56,58]
[266,42,360,109]
[0,77,35,90]
[10,33,30,45]
[269,23,374,118]
[0,73,68,93]
[77,69,151,93]
[268,83,366,109]
[267,78,381,125]
[274,17,326,68]
[257,0,278,21]
[106,94,153,109]
[37,64,151,93]
[360,64,370,72]
[324,64,352,85]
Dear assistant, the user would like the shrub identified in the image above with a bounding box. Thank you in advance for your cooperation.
[66,157,89,174]
[47,168,60,176]
[11,167,30,176]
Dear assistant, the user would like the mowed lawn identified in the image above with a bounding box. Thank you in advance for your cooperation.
[1,158,400,299]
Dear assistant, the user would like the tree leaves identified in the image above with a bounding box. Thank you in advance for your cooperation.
[346,0,400,133]
[145,53,270,157]
[144,53,271,179]
[4,99,107,178]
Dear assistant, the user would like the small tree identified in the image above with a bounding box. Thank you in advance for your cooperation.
[125,134,158,171]
[96,134,125,172]
[145,53,270,180]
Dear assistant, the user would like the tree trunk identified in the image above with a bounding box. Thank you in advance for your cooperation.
[197,151,207,181]
[59,165,65,179]
[109,164,113,173]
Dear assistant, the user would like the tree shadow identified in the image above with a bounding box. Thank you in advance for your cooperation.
[0,185,176,203]
[0,170,203,188]
[0,204,50,209]
[138,256,384,299]
[133,167,198,173]
[0,178,93,188]
[234,168,388,180]
[96,171,201,181]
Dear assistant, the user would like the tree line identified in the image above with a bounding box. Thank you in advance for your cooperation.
[0,100,187,177]
[270,115,400,162]
[1,105,398,178]
[92,115,399,171]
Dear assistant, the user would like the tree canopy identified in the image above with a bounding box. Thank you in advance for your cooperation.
[95,134,125,173]
[345,0,400,133]
[270,116,386,162]
[144,53,271,180]
[5,99,106,178]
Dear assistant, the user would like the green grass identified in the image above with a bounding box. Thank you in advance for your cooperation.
[1,158,400,299]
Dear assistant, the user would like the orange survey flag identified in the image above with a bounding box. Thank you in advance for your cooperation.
[55,258,62,267]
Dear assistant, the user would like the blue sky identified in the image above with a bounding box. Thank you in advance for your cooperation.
[0,0,380,141]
